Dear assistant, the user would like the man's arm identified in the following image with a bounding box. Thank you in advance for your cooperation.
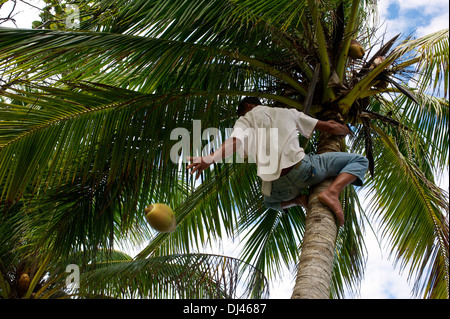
[314,120,350,136]
[186,137,240,180]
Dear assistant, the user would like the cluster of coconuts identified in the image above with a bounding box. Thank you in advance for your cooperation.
[144,203,176,233]
[348,40,388,89]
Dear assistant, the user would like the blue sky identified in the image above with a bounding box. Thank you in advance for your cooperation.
[1,0,448,299]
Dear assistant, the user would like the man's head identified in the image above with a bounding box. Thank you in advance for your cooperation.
[237,97,261,117]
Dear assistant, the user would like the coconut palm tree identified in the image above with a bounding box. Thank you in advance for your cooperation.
[0,0,448,298]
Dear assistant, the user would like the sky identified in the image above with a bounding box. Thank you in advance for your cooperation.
[1,0,449,299]
[378,0,449,38]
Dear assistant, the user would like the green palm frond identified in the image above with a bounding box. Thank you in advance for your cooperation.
[0,27,306,97]
[77,252,269,299]
[398,94,449,170]
[393,29,449,96]
[239,208,304,281]
[0,240,269,299]
[348,85,449,298]
[88,0,308,41]
[364,123,448,299]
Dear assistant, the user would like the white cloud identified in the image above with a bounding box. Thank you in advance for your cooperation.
[357,225,414,299]
[397,0,449,15]
[377,0,449,39]
[377,0,396,18]
[416,11,449,37]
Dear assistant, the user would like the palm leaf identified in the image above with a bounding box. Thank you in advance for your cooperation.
[238,208,305,282]
[0,27,307,97]
[77,252,269,299]
[398,94,449,171]
[366,125,449,298]
[348,87,449,298]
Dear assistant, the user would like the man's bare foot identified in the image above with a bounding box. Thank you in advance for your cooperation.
[317,190,345,227]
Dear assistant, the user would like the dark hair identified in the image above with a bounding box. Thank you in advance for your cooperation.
[237,97,262,116]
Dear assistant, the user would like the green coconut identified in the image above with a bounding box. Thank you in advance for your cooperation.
[348,39,365,59]
[144,203,176,233]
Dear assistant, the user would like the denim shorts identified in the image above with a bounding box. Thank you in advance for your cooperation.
[264,152,369,212]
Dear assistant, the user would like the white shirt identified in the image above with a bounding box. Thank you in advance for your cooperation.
[230,105,318,196]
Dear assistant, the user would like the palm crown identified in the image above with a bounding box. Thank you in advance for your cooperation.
[0,0,448,298]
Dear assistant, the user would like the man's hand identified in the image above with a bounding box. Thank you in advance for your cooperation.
[186,138,240,180]
[186,155,214,180]
[330,120,351,136]
[315,120,351,136]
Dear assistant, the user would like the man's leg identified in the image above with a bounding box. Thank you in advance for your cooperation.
[317,172,357,226]
[302,153,368,226]
[289,153,368,225]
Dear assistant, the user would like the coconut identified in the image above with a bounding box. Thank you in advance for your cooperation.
[18,273,30,295]
[144,203,176,233]
[348,39,365,59]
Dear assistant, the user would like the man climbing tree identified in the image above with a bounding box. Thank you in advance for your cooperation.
[187,97,369,227]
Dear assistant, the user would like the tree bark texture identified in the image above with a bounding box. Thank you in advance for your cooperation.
[291,132,343,299]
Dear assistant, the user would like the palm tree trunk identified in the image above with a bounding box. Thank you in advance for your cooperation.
[291,132,343,299]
